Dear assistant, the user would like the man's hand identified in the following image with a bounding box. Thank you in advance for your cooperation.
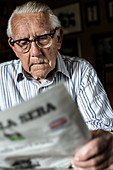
[71,129,113,170]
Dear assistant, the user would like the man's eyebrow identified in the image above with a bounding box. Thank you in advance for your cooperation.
[16,38,29,41]
[35,30,51,36]
[15,30,51,40]
[13,36,27,40]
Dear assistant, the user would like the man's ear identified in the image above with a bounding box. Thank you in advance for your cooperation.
[8,38,13,48]
[8,38,19,58]
[8,38,16,53]
[57,28,63,50]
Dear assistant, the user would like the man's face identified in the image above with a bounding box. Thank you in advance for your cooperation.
[9,12,63,82]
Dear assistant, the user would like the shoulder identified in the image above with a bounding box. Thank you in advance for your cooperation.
[0,59,22,79]
[0,59,20,70]
[62,55,94,70]
[61,55,98,82]
[62,55,90,64]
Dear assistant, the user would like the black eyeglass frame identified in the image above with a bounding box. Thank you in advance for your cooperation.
[10,27,58,47]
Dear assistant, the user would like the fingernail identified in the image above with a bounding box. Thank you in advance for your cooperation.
[75,156,79,161]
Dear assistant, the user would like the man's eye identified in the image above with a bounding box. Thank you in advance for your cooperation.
[38,35,50,44]
[40,35,48,39]
[39,35,48,41]
[16,40,28,47]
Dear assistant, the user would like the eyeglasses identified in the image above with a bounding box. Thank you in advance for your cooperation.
[10,28,57,53]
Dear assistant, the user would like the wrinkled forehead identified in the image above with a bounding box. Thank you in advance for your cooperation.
[11,12,52,37]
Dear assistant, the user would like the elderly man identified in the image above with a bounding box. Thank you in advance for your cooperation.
[0,1,113,169]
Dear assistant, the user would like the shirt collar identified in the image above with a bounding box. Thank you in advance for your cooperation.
[56,52,70,78]
[16,60,25,82]
[17,52,70,82]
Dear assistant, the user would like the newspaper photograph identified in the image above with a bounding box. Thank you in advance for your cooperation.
[0,83,91,169]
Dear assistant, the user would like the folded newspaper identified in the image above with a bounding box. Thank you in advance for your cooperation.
[0,83,91,169]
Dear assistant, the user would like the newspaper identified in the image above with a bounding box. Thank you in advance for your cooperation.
[0,83,91,169]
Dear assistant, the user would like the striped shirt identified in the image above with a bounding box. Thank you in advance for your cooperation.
[0,52,113,131]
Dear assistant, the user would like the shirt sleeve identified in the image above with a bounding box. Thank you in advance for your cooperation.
[77,61,113,133]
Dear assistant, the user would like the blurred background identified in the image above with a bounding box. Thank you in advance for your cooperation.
[0,0,113,107]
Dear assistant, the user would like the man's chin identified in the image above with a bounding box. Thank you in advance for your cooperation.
[32,73,47,82]
[30,68,54,81]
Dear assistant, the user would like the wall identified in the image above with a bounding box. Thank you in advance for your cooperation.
[0,0,113,85]
[80,0,113,64]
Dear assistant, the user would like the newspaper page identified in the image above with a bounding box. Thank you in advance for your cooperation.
[0,83,91,169]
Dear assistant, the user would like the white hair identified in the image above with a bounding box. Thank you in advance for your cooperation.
[7,1,61,37]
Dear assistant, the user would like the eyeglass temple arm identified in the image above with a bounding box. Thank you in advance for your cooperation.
[9,38,14,46]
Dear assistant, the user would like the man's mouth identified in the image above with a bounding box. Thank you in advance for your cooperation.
[29,62,49,70]
[32,62,44,65]
[30,61,46,67]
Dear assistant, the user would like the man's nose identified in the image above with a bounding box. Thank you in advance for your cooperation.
[30,42,41,56]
